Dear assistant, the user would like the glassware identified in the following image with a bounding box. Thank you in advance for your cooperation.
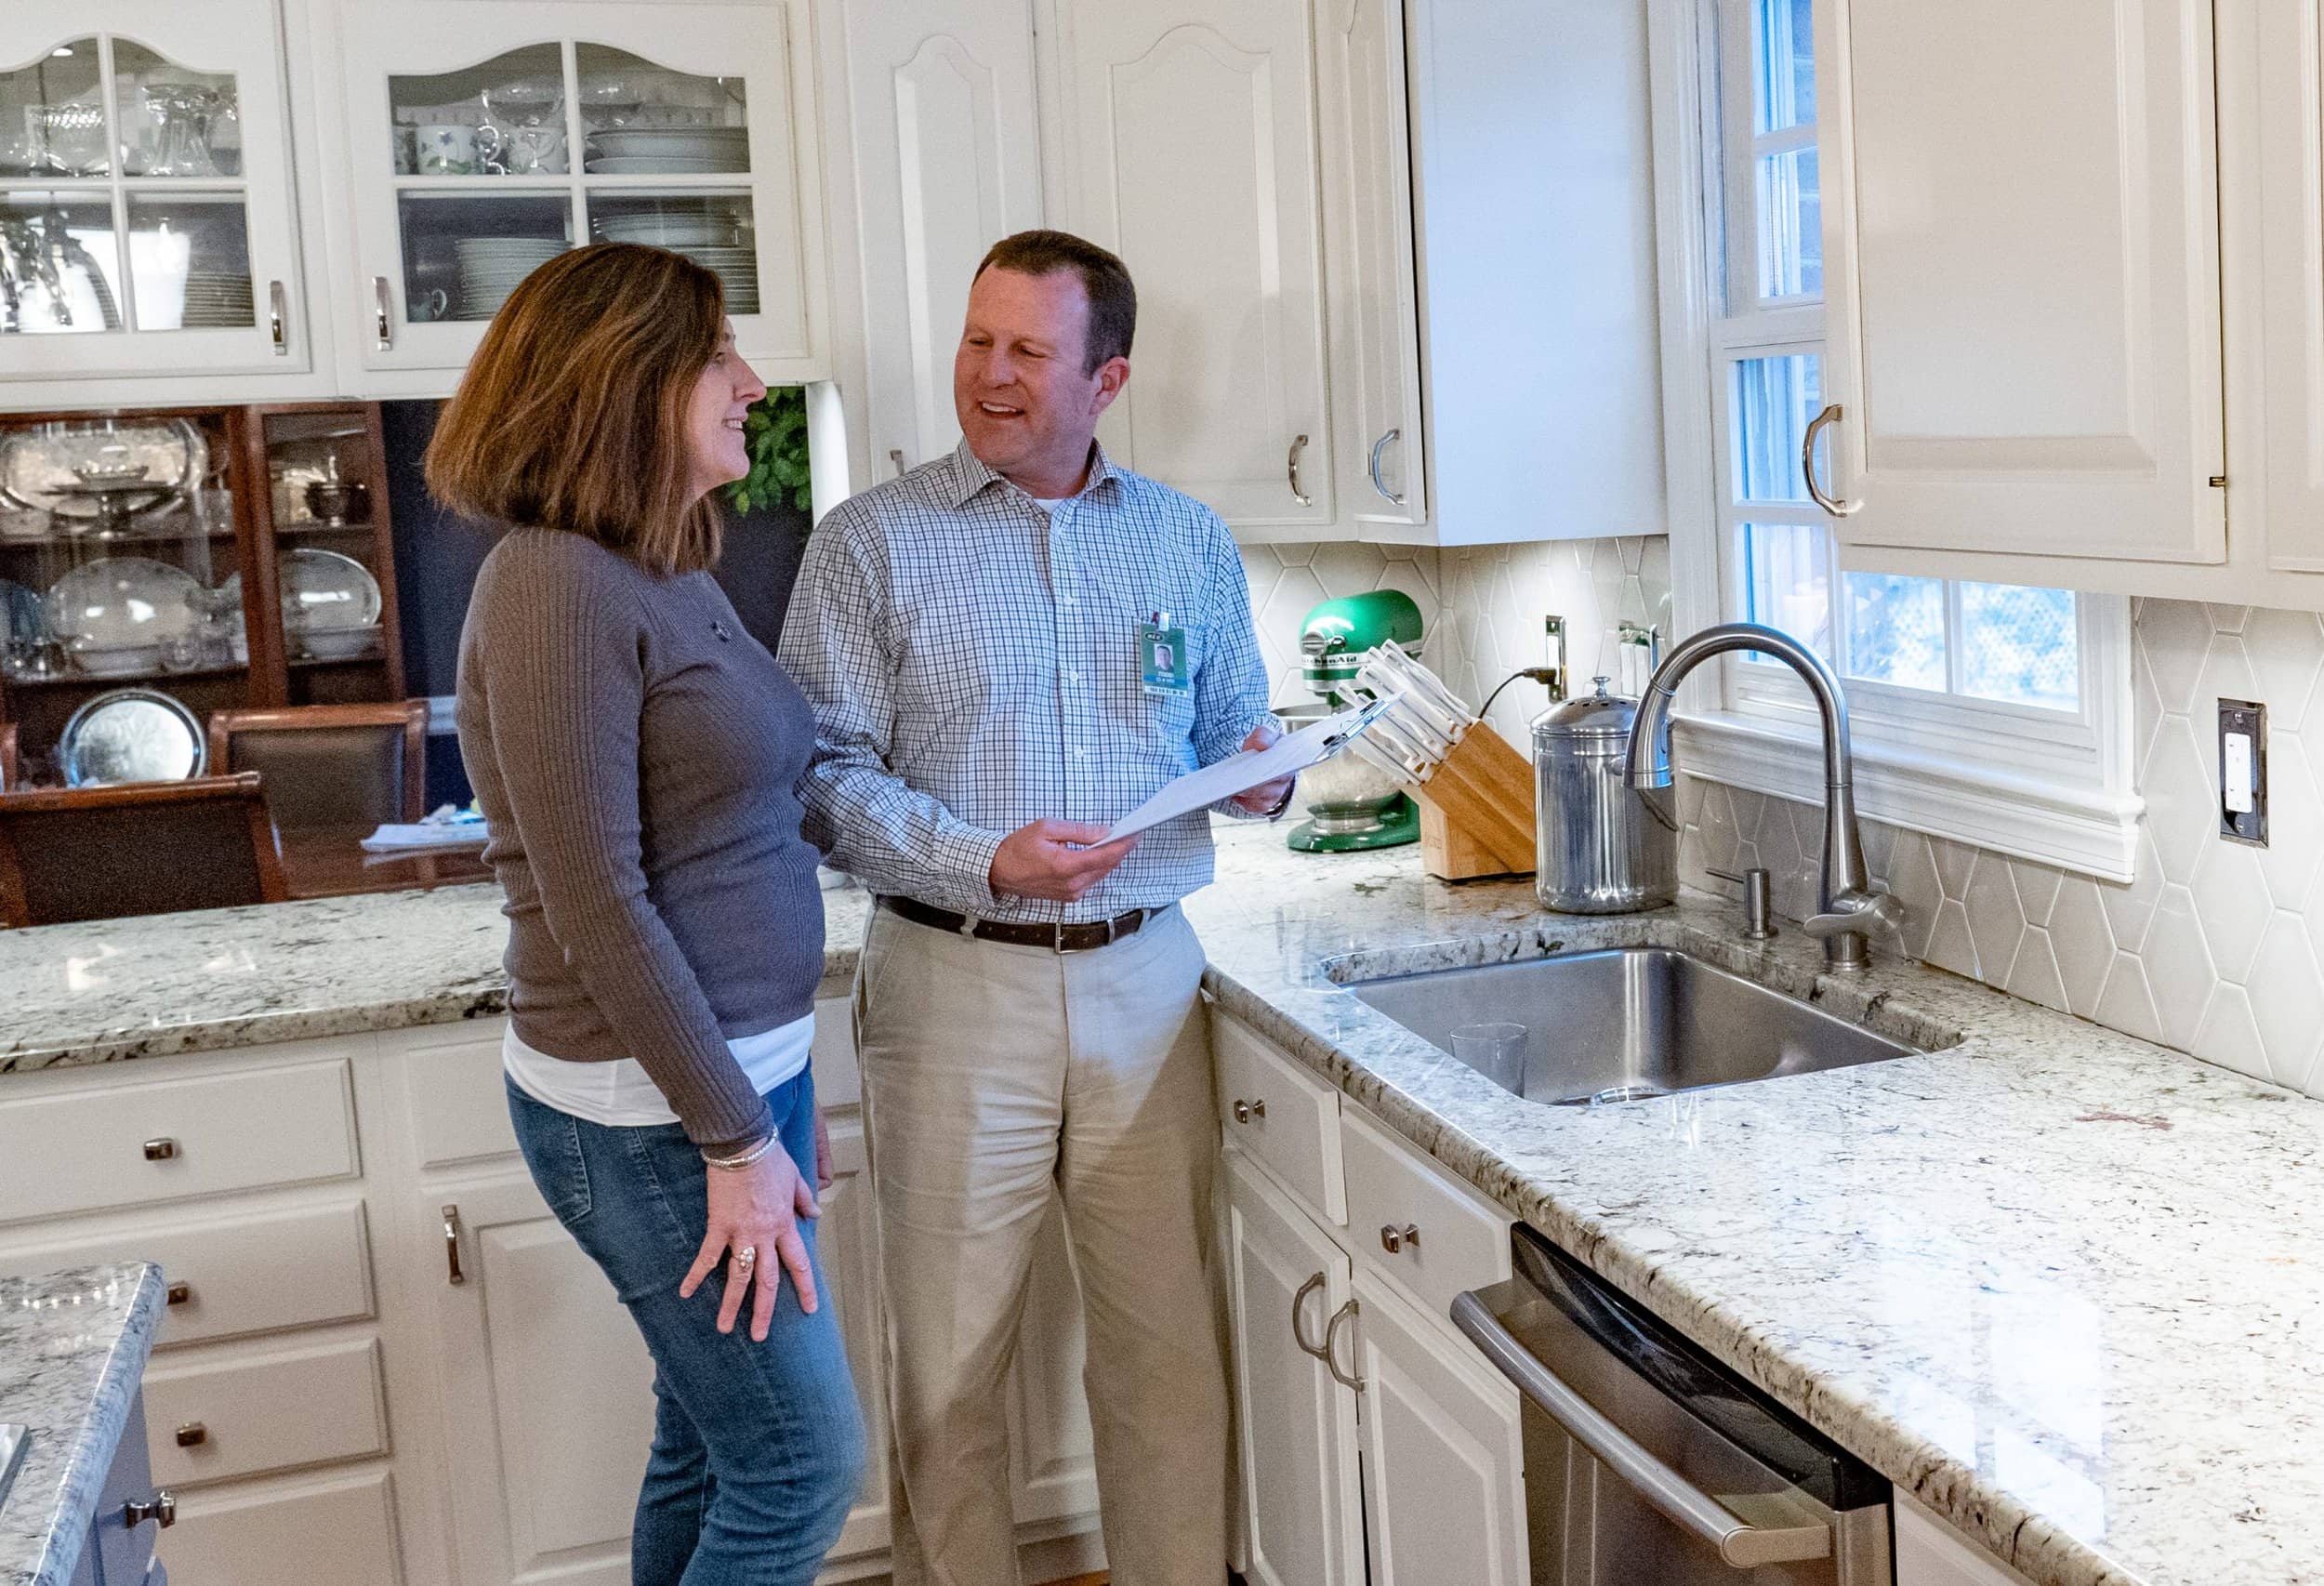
[139,83,230,178]
[1448,1023,1529,1092]
[0,202,125,335]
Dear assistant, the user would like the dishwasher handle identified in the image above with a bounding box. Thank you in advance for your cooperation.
[1452,1289,1832,1569]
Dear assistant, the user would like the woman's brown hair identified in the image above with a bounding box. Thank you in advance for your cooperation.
[425,243,728,575]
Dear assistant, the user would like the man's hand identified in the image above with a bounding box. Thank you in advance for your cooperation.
[1230,721,1296,815]
[990,820,1140,902]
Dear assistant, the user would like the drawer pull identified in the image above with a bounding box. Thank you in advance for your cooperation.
[1322,1298,1364,1394]
[124,1491,177,1529]
[174,1422,207,1448]
[1232,1098,1267,1125]
[1290,1271,1329,1362]
[165,1281,191,1306]
[142,1138,178,1162]
[443,1204,466,1286]
[1380,1223,1421,1254]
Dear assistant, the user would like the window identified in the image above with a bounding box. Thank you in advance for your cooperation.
[1647,0,2137,879]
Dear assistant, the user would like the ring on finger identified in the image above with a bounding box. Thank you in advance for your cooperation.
[733,1246,758,1270]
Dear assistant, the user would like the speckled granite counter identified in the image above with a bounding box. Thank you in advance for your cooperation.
[0,1263,165,1586]
[0,878,872,1074]
[2,826,2316,1586]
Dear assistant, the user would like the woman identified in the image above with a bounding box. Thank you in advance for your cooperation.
[429,243,865,1586]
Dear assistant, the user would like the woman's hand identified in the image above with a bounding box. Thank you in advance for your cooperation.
[814,1106,834,1192]
[679,1142,822,1340]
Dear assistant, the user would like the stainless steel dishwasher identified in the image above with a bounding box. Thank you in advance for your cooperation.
[1454,1225,1892,1583]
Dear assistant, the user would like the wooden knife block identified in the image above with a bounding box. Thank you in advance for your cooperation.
[1410,724,1537,880]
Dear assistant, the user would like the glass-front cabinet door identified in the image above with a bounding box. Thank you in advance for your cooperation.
[338,2,815,377]
[0,0,308,381]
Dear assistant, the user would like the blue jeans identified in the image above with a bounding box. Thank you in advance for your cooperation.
[507,1071,865,1586]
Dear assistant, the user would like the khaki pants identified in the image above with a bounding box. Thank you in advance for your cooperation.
[853,903,1229,1586]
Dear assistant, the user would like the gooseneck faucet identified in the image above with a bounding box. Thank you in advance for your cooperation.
[1622,622,1901,971]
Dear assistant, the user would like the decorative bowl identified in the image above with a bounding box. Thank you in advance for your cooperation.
[44,557,204,649]
[279,548,382,632]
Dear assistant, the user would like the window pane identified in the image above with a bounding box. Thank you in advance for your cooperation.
[1754,0,1815,134]
[1734,353,1820,502]
[1742,523,1831,658]
[1843,573,1947,691]
[1961,584,2079,710]
[1758,145,1822,298]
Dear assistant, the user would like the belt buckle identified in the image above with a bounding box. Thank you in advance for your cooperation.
[1052,919,1069,954]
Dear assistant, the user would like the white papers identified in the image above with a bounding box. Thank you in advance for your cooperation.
[361,809,489,852]
[1101,697,1398,842]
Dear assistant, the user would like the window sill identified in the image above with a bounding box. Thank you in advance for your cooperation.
[1671,710,2145,882]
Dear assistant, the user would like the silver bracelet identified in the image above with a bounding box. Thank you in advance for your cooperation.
[702,1132,779,1171]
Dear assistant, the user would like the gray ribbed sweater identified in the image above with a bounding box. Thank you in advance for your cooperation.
[455,528,825,1150]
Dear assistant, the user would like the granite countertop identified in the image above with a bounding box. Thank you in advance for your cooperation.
[1,827,2316,1586]
[0,1264,165,1586]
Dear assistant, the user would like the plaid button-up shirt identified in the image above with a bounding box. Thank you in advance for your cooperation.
[779,440,1276,923]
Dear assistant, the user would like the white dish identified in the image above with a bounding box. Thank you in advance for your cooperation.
[595,216,737,246]
[590,127,747,156]
[298,625,382,660]
[585,155,728,174]
[67,642,165,677]
[280,547,383,632]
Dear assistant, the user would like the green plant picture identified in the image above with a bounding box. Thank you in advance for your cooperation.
[725,386,812,518]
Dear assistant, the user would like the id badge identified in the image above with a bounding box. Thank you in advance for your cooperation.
[1139,610,1191,697]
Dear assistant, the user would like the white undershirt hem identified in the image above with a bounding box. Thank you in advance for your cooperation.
[502,1011,815,1130]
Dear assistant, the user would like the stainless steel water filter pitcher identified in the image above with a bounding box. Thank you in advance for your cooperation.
[1532,676,1675,913]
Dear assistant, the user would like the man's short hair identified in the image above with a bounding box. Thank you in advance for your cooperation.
[974,230,1136,375]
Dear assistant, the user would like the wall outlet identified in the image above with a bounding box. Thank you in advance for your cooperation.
[2219,698,2268,846]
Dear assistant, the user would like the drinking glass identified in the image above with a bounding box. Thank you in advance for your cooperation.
[1449,1023,1528,1093]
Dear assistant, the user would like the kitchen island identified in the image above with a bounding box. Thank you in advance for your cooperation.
[0,1263,166,1586]
[1,823,2316,1586]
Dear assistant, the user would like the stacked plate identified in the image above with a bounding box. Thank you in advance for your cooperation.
[681,245,759,313]
[594,213,738,248]
[180,271,254,328]
[585,126,749,175]
[453,237,568,320]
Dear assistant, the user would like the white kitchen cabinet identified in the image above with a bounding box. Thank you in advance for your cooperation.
[1048,0,1337,537]
[821,0,1042,485]
[1347,1266,1527,1586]
[1815,0,2226,572]
[1894,1491,2039,1586]
[316,0,827,394]
[1314,0,1427,539]
[0,0,315,386]
[1223,1153,1366,1586]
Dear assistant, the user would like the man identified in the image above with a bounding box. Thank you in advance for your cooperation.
[780,229,1289,1586]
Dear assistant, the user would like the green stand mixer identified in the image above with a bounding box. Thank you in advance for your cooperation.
[1282,589,1425,852]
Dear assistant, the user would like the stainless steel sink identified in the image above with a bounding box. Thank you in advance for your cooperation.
[1349,947,1921,1105]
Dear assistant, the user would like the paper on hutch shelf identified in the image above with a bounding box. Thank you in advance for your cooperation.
[1100,696,1400,843]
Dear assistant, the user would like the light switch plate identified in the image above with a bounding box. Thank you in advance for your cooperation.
[2219,698,2267,846]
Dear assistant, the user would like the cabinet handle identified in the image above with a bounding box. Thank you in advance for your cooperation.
[174,1422,206,1448]
[373,275,393,350]
[124,1492,177,1529]
[1287,433,1314,507]
[889,447,906,479]
[1802,403,1860,518]
[1290,1271,1329,1361]
[1232,1097,1266,1125]
[165,1281,191,1306]
[1367,428,1405,505]
[268,278,286,354]
[442,1204,466,1286]
[1321,1297,1364,1393]
[1380,1222,1420,1254]
[142,1138,178,1162]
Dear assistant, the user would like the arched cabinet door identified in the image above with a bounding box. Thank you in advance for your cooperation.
[328,0,826,390]
[0,0,311,382]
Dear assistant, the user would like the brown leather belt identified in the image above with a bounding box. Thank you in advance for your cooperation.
[878,894,1154,953]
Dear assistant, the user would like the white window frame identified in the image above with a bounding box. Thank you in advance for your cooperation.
[1645,0,2141,881]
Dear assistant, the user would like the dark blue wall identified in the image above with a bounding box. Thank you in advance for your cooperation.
[381,399,814,809]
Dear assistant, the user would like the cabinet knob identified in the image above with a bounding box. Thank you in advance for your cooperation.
[1802,403,1861,518]
[142,1138,178,1162]
[1380,1223,1421,1254]
[174,1422,207,1448]
[1287,433,1314,507]
[268,278,287,354]
[165,1281,191,1306]
[373,275,393,350]
[1232,1098,1267,1125]
[443,1204,466,1286]
[124,1491,177,1529]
